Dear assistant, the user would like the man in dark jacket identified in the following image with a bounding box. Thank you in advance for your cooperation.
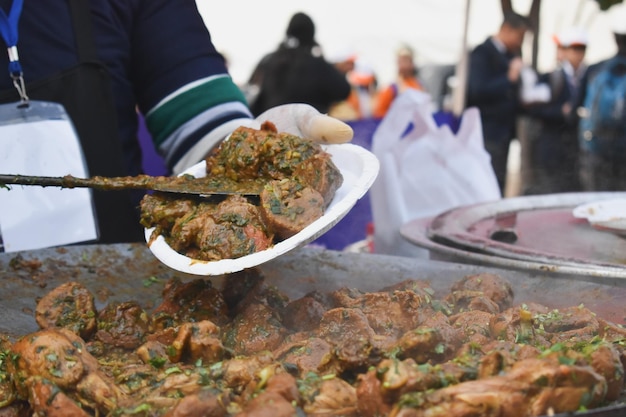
[525,28,588,194]
[576,7,626,191]
[467,11,531,194]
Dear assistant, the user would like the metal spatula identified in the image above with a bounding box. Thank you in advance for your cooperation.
[0,173,264,196]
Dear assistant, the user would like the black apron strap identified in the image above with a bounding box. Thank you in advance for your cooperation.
[68,0,99,62]
[0,1,143,243]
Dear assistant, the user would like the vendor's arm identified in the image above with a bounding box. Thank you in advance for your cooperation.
[131,0,351,175]
[128,0,252,174]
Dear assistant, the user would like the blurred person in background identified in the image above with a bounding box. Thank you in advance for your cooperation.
[373,44,424,119]
[466,11,531,195]
[524,27,588,194]
[330,60,378,121]
[576,6,626,191]
[247,12,351,117]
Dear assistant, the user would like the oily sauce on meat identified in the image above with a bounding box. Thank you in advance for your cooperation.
[140,122,343,261]
[1,270,625,416]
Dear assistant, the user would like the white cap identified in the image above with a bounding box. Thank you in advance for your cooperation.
[553,27,588,47]
[348,61,376,86]
[610,4,626,35]
[328,47,357,64]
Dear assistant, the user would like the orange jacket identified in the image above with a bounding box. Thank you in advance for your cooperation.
[373,77,423,118]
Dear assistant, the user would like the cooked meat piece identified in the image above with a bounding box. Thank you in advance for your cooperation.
[355,368,392,417]
[599,317,626,342]
[163,320,225,364]
[292,152,343,205]
[219,352,275,392]
[586,343,624,401]
[237,391,297,417]
[539,306,601,343]
[381,359,454,401]
[9,329,123,414]
[236,371,301,417]
[34,282,97,340]
[135,339,173,369]
[193,219,269,261]
[396,311,463,363]
[152,278,229,329]
[94,301,151,350]
[0,401,29,417]
[362,357,481,413]
[220,268,266,311]
[26,377,90,417]
[267,372,300,401]
[477,340,541,379]
[223,303,286,356]
[259,179,324,239]
[0,337,17,410]
[490,305,551,348]
[139,193,196,231]
[380,279,436,297]
[317,308,376,369]
[447,273,514,312]
[161,389,230,417]
[228,280,289,317]
[509,355,607,414]
[168,195,273,260]
[210,195,274,254]
[273,337,335,377]
[143,366,205,401]
[10,329,87,392]
[326,287,366,308]
[345,290,426,338]
[294,290,331,310]
[397,376,531,417]
[449,309,493,344]
[281,296,326,332]
[168,203,214,252]
[204,125,271,180]
[302,377,358,416]
[205,122,330,183]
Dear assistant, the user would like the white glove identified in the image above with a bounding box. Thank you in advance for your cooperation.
[173,104,352,174]
[255,103,353,144]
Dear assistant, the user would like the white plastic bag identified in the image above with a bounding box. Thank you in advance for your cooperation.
[370,90,501,257]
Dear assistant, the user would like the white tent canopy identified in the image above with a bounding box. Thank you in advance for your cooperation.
[197,0,618,87]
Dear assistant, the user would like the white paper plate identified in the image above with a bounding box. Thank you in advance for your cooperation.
[573,198,626,236]
[145,143,379,275]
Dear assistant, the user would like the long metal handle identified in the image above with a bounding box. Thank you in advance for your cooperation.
[0,174,263,196]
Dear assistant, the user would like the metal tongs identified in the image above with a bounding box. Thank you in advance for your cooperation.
[0,173,264,196]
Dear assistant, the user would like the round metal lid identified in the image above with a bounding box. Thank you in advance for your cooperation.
[402,192,626,279]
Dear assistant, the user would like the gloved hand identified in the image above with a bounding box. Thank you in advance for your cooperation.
[255,103,353,144]
[173,104,352,174]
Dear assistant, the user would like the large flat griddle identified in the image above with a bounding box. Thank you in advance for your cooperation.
[0,243,625,417]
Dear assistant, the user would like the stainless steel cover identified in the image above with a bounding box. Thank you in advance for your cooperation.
[402,192,626,280]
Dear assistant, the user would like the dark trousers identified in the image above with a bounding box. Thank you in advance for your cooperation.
[483,134,512,195]
[579,148,626,191]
